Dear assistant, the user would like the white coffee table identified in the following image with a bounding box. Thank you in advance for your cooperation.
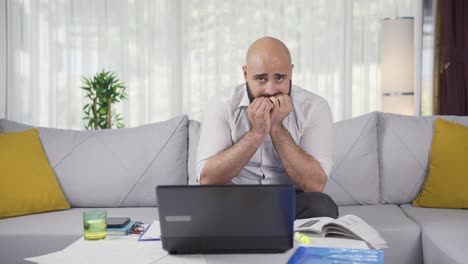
[26,234,367,264]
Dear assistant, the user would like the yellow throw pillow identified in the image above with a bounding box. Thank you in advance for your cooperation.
[0,129,70,218]
[413,118,468,208]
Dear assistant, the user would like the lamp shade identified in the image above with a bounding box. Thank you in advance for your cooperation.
[380,17,414,115]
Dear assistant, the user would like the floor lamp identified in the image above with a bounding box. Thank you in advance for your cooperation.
[380,17,415,115]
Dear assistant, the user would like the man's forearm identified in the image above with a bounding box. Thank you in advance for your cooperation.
[270,125,327,192]
[200,131,264,185]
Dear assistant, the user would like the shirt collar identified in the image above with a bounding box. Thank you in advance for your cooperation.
[238,84,250,109]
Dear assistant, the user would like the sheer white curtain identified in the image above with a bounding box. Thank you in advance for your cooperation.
[184,0,418,121]
[2,0,418,128]
[181,0,347,120]
[4,0,180,128]
[0,0,6,119]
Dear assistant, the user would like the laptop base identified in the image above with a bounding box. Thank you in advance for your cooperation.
[162,236,293,254]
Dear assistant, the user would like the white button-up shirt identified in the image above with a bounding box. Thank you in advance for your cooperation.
[196,83,333,185]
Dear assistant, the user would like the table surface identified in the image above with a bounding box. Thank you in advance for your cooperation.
[25,232,369,264]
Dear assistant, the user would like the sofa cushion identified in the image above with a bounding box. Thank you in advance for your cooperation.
[323,112,379,205]
[413,118,468,208]
[0,208,160,237]
[339,204,422,264]
[188,120,201,185]
[0,116,189,207]
[377,113,468,204]
[0,129,70,218]
[400,204,468,264]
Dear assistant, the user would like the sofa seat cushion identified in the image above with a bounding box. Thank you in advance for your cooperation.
[400,204,468,264]
[0,208,160,237]
[339,204,422,264]
[0,208,160,264]
[0,116,189,207]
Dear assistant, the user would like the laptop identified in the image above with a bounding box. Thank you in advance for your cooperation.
[156,185,295,254]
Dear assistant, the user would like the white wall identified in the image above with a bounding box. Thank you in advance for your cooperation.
[0,0,6,119]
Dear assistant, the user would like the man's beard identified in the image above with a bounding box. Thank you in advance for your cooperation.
[246,80,292,103]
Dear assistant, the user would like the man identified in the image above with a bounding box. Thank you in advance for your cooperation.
[196,36,338,219]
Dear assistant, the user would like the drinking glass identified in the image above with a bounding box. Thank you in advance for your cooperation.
[83,210,107,240]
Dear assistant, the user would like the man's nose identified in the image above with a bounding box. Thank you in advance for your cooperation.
[264,81,277,96]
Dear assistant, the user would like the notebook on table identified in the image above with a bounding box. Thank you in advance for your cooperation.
[156,185,295,254]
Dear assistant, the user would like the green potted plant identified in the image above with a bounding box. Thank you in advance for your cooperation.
[81,69,128,129]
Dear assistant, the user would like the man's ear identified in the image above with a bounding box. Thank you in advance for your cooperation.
[290,64,294,73]
[242,65,248,81]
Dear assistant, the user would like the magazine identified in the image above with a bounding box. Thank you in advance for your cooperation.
[294,214,388,250]
[288,246,384,264]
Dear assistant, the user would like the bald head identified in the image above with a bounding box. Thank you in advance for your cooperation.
[246,37,291,65]
[242,37,294,100]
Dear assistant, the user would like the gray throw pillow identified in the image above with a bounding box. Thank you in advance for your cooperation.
[0,116,189,207]
[323,112,380,205]
[378,113,468,204]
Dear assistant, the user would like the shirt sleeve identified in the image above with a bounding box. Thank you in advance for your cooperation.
[299,101,334,177]
[196,97,233,182]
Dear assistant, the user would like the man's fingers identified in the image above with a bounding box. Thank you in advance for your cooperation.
[264,108,271,119]
[262,101,270,112]
[266,99,274,110]
[269,96,279,108]
[260,100,274,113]
[249,98,263,112]
[277,95,286,105]
[252,98,263,110]
[249,98,276,118]
[258,101,267,113]
[275,94,292,110]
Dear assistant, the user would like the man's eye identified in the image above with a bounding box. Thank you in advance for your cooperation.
[256,78,266,83]
[276,76,285,81]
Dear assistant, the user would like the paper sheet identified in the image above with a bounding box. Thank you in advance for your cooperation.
[139,221,161,241]
[25,235,205,264]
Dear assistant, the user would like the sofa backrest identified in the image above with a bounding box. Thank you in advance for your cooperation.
[5,111,467,208]
[377,113,468,205]
[323,112,380,206]
[0,116,189,207]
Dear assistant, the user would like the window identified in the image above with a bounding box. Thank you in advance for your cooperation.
[1,0,422,128]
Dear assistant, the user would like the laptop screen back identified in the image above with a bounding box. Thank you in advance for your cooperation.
[156,185,295,254]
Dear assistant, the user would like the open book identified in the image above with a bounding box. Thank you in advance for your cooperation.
[294,214,388,250]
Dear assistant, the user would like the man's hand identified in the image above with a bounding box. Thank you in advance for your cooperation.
[269,95,293,128]
[268,94,327,192]
[247,97,274,138]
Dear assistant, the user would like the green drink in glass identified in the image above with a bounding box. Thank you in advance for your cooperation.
[83,210,107,240]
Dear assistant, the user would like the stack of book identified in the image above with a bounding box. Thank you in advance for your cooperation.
[294,214,388,249]
[106,217,135,236]
[288,247,384,264]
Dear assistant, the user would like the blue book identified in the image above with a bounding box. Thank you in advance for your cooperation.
[106,220,135,236]
[288,247,384,264]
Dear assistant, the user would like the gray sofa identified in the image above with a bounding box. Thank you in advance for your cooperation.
[1,112,467,264]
